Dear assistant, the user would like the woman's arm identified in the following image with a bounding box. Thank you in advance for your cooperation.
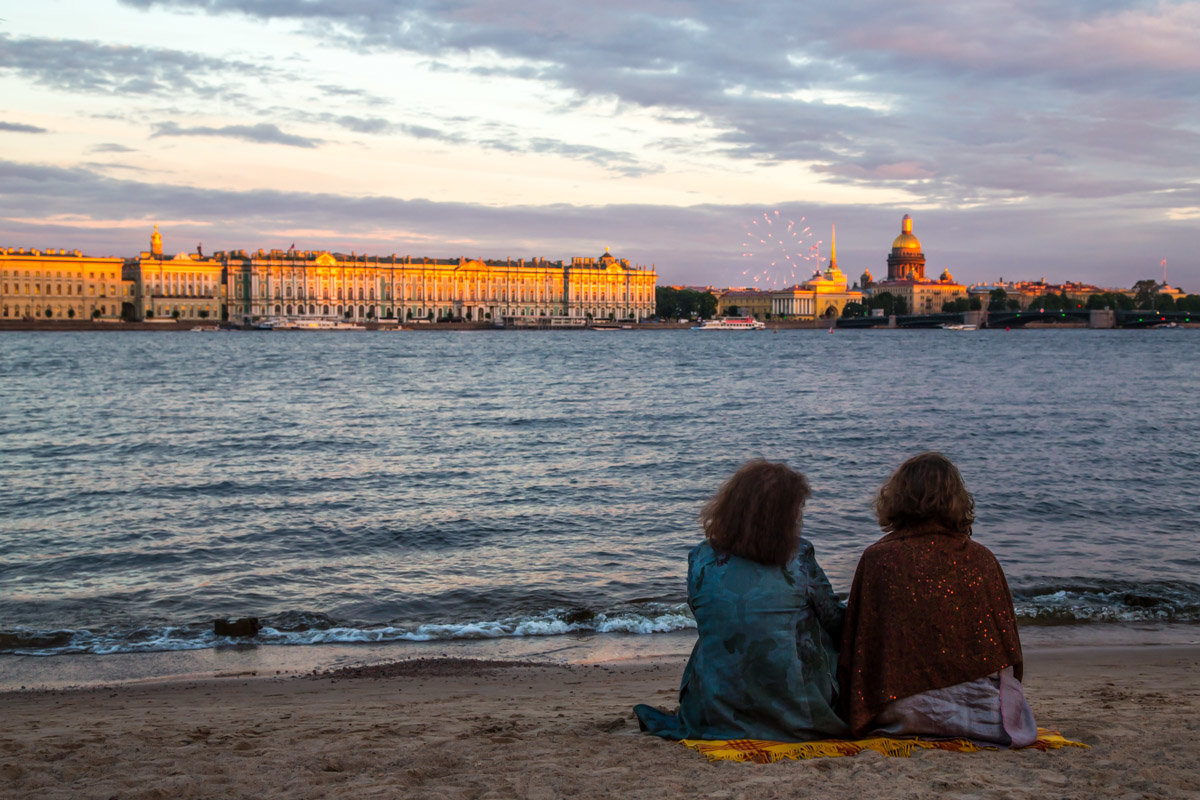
[802,541,845,638]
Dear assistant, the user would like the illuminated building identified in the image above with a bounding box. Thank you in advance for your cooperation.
[0,247,127,321]
[868,214,966,313]
[219,245,655,325]
[715,289,772,319]
[886,214,925,281]
[129,226,225,321]
[770,225,863,319]
[3,226,660,327]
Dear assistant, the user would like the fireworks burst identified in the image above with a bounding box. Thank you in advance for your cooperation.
[740,210,823,288]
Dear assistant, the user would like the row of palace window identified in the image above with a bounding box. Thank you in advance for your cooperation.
[147,276,216,293]
[2,304,111,318]
[230,278,651,304]
[262,304,644,319]
[0,269,119,280]
[3,283,114,296]
[149,304,216,318]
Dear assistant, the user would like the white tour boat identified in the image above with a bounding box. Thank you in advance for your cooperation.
[691,316,766,331]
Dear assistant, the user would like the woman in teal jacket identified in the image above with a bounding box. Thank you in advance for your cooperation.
[635,459,848,741]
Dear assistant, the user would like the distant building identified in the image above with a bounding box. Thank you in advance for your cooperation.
[867,214,966,313]
[885,214,926,281]
[128,225,225,322]
[215,241,654,325]
[715,288,772,319]
[770,225,863,319]
[0,246,127,321]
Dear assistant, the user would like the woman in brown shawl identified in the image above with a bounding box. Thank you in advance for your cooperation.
[837,452,1037,745]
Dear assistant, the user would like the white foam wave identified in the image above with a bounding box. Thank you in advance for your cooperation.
[2,605,698,656]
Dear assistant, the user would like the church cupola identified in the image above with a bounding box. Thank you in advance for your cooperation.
[151,224,163,257]
[886,213,926,281]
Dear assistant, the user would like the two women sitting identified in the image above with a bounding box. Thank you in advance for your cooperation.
[635,452,1036,746]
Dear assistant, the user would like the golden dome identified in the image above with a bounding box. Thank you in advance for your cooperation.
[890,213,922,253]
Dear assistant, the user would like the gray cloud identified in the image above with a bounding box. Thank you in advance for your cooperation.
[303,111,654,176]
[112,0,1200,207]
[0,33,265,99]
[0,121,48,133]
[80,162,150,173]
[90,143,137,153]
[151,121,322,148]
[326,115,395,135]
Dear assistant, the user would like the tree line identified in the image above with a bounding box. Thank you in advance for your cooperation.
[656,287,718,319]
[657,280,1196,321]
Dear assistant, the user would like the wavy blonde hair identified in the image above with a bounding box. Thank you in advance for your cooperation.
[874,451,975,535]
[700,459,811,566]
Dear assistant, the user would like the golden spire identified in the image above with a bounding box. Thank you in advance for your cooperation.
[150,223,162,257]
[830,224,837,269]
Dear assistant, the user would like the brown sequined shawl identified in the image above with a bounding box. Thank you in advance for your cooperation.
[836,527,1024,737]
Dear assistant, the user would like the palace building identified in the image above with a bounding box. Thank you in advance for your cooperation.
[218,246,654,325]
[4,228,657,325]
[1,247,128,321]
[122,229,656,325]
[129,226,225,322]
[715,288,772,319]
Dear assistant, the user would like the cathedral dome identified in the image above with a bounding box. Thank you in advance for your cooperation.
[890,213,922,253]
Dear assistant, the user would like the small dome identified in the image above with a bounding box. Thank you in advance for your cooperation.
[939,269,954,282]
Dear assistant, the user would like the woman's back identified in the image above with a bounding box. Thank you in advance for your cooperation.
[636,540,847,741]
[837,527,1024,736]
[836,452,1034,744]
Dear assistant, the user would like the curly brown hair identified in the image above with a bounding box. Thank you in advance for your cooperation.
[874,451,975,535]
[700,459,812,566]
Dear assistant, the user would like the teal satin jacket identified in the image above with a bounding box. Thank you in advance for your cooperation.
[635,540,848,741]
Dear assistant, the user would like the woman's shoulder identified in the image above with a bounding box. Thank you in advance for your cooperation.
[858,529,1002,571]
[689,540,715,563]
[690,540,785,575]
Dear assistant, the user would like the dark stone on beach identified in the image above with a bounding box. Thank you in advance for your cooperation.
[213,617,261,637]
[1121,593,1161,608]
[562,607,595,625]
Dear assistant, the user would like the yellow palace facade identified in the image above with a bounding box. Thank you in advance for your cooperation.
[219,247,656,325]
[131,226,224,321]
[0,247,128,321]
[3,228,657,325]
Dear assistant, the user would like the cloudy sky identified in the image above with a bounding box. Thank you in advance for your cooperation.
[1,1,1197,289]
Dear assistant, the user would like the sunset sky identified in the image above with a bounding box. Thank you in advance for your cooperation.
[2,1,1198,289]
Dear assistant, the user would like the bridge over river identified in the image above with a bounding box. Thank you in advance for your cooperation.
[836,309,1195,330]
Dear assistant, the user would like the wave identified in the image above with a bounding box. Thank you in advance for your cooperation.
[3,579,1198,657]
[1012,579,1200,625]
[0,604,696,657]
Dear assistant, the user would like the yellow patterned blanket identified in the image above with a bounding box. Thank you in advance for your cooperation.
[680,729,1088,764]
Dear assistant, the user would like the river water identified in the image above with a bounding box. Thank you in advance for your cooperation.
[1,328,1197,683]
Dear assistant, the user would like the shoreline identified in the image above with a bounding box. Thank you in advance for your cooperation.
[1,644,1197,799]
[2,319,1196,333]
[3,623,1197,693]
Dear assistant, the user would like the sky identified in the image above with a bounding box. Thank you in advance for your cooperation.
[1,1,1198,290]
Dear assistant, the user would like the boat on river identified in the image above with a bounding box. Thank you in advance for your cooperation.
[691,317,766,331]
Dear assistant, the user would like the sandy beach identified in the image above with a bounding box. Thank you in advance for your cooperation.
[1,644,1197,800]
